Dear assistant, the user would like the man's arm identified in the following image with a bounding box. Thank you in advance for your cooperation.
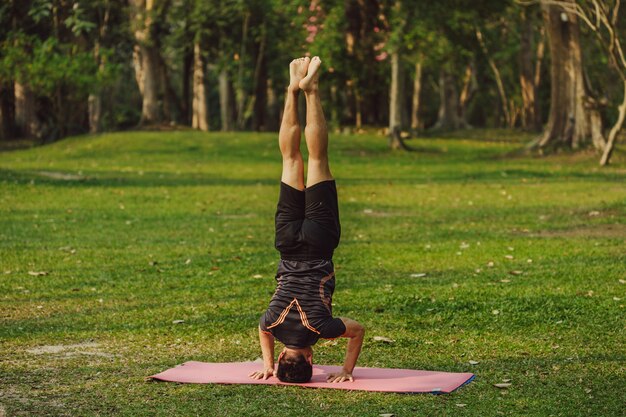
[327,317,365,383]
[248,326,275,380]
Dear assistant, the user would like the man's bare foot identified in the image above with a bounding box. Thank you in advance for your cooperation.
[289,57,310,93]
[299,56,321,92]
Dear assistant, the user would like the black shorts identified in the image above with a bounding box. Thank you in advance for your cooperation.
[275,180,341,261]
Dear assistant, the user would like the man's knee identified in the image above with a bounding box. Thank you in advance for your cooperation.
[282,153,303,167]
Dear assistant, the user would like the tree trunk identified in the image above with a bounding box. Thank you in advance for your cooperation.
[235,11,250,130]
[434,69,464,130]
[520,8,539,131]
[330,83,341,130]
[534,1,603,150]
[0,81,16,140]
[129,0,163,125]
[389,52,404,135]
[389,51,413,150]
[252,22,267,131]
[191,42,209,131]
[458,63,476,128]
[88,93,102,134]
[89,42,104,134]
[14,82,39,138]
[355,89,363,129]
[411,59,423,131]
[218,68,234,131]
[265,78,278,131]
[476,28,511,127]
[138,45,161,124]
[157,52,181,123]
[181,45,193,125]
[600,80,626,165]
[534,26,545,131]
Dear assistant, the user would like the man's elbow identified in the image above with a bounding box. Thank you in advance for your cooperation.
[352,322,365,339]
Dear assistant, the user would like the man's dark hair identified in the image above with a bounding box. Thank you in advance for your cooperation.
[276,353,312,383]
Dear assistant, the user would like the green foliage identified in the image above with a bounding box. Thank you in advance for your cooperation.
[27,0,53,23]
[2,0,626,139]
[63,2,97,36]
[0,34,108,96]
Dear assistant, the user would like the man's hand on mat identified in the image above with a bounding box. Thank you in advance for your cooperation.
[249,367,275,380]
[326,369,353,383]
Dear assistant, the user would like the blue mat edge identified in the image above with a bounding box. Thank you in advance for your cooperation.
[430,374,476,395]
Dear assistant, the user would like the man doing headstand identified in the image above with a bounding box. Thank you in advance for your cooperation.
[249,56,365,384]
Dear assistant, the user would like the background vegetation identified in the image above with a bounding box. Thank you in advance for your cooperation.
[1,0,625,163]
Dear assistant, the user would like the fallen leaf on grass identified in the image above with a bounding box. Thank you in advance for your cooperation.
[492,309,500,315]
[410,273,427,278]
[373,336,395,343]
[502,379,511,383]
[468,360,479,365]
[172,320,185,324]
[456,404,467,407]
[185,259,191,265]
[28,271,48,276]
[58,246,76,254]
[500,279,511,283]
[494,383,511,389]
[379,414,394,417]
[487,261,494,267]
[252,274,263,279]
[509,270,523,276]
[504,255,514,260]
[618,279,625,284]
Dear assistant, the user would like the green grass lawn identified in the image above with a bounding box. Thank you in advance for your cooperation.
[1,130,625,416]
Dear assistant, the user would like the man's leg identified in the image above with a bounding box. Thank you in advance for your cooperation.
[279,57,310,191]
[300,56,332,188]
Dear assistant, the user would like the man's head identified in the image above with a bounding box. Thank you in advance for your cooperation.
[276,346,313,383]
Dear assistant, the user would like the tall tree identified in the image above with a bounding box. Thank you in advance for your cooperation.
[129,0,170,125]
[537,0,626,165]
[519,6,545,131]
[530,0,605,151]
[191,41,209,130]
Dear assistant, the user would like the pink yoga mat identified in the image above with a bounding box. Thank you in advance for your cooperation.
[148,361,475,394]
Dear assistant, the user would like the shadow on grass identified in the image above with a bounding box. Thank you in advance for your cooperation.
[1,167,624,189]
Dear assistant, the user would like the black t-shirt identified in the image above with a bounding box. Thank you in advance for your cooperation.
[259,259,346,348]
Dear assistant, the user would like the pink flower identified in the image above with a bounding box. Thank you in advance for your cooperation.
[375,52,388,61]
